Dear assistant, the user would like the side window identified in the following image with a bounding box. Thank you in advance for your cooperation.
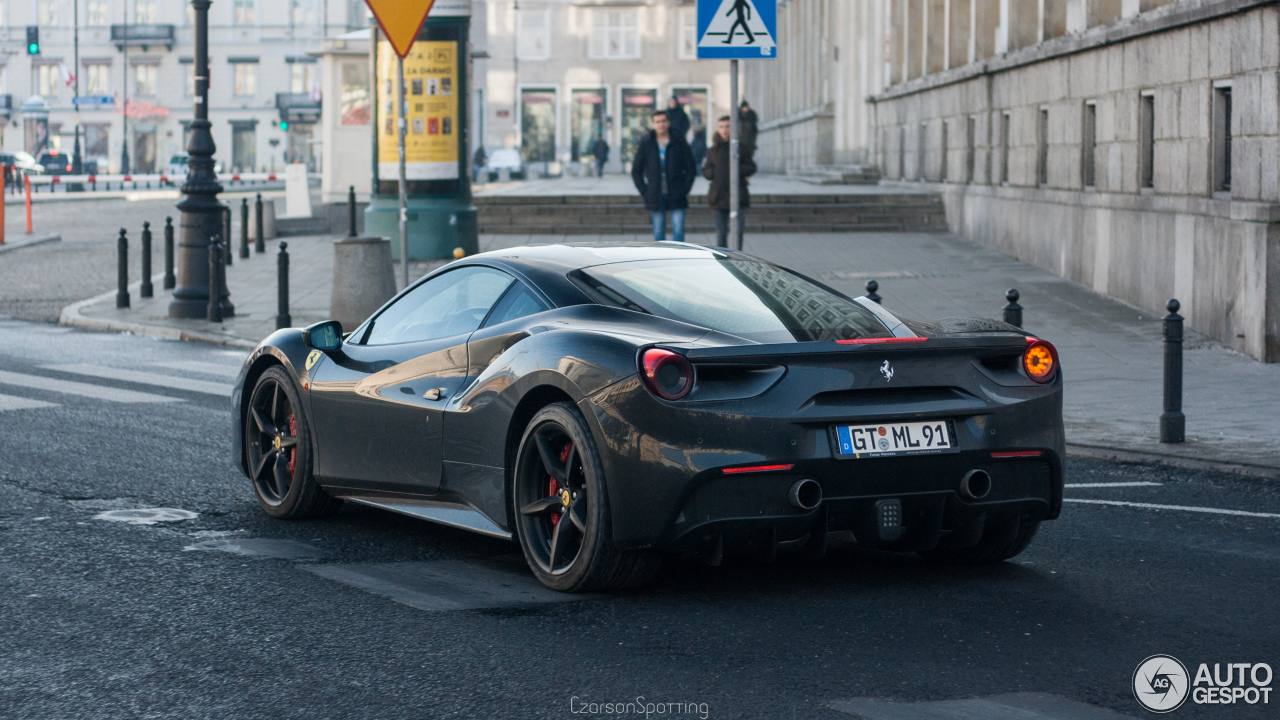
[363,266,513,345]
[483,282,548,328]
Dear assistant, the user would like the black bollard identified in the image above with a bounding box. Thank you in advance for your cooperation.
[140,222,154,298]
[1003,288,1023,327]
[276,241,291,329]
[163,217,176,290]
[116,229,130,309]
[254,193,265,254]
[207,236,224,323]
[1160,299,1185,443]
[865,279,881,304]
[222,205,233,266]
[240,198,250,259]
[348,185,358,237]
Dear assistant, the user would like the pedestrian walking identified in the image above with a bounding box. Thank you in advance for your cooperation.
[739,100,759,157]
[690,125,707,171]
[472,145,487,182]
[631,110,697,243]
[591,135,610,177]
[666,96,691,142]
[702,115,757,248]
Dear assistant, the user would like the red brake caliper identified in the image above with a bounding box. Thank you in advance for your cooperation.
[287,416,298,477]
[549,442,573,526]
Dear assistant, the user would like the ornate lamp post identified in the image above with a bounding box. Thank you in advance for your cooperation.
[169,0,232,318]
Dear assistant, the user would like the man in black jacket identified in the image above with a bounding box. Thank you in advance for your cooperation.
[666,96,691,141]
[702,115,757,248]
[631,110,697,242]
[590,134,609,177]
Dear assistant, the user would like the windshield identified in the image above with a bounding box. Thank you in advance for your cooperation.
[579,258,891,343]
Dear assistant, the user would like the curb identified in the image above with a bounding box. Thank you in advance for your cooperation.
[1066,442,1280,480]
[59,277,258,350]
[0,233,61,254]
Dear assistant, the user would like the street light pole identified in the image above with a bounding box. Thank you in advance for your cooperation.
[73,0,82,175]
[169,0,232,319]
[120,0,130,175]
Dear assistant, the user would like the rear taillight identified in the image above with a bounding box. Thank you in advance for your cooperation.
[640,347,693,400]
[1023,338,1058,383]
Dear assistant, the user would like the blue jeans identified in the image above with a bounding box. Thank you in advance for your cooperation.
[650,196,686,242]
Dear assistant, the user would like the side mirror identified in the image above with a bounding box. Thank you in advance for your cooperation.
[302,320,344,352]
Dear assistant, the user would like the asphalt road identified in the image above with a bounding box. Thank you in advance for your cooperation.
[0,319,1276,720]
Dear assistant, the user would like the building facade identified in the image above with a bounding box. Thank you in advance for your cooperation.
[0,0,370,174]
[746,0,1280,362]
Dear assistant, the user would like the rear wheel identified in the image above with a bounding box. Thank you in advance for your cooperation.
[244,366,340,519]
[919,515,1040,563]
[512,402,660,592]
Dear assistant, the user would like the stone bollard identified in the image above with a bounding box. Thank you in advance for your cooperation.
[330,236,397,331]
[116,229,130,309]
[1160,299,1185,443]
[1003,288,1022,327]
[222,205,233,266]
[277,242,291,329]
[348,185,358,237]
[240,198,250,259]
[251,194,277,249]
[864,279,881,304]
[163,217,176,290]
[140,222,154,299]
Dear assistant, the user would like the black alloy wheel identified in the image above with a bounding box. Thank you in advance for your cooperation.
[244,366,340,519]
[512,402,660,592]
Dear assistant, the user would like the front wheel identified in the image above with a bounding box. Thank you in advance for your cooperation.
[512,402,660,592]
[244,366,340,519]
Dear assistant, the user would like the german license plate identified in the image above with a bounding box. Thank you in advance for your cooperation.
[833,420,957,458]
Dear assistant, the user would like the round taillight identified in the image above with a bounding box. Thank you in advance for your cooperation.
[640,348,693,400]
[1023,339,1058,383]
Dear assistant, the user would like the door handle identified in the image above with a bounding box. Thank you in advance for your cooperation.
[423,387,447,400]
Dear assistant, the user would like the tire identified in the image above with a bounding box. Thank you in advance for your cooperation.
[244,366,341,520]
[511,402,661,592]
[919,515,1041,564]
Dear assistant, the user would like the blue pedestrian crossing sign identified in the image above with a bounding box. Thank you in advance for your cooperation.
[697,0,776,59]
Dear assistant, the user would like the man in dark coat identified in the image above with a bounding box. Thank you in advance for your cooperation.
[590,134,609,177]
[631,110,697,242]
[666,96,691,141]
[690,125,707,171]
[472,145,487,182]
[739,100,759,157]
[702,115,757,248]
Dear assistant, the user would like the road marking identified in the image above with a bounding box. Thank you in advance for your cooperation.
[0,369,183,404]
[43,364,231,396]
[0,392,58,411]
[150,360,242,378]
[1064,481,1162,488]
[1065,498,1280,519]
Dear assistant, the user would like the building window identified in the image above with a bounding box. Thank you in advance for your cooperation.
[1212,85,1231,194]
[517,8,550,60]
[232,123,257,172]
[671,87,709,137]
[38,0,59,25]
[290,63,315,94]
[1000,112,1011,185]
[620,87,657,164]
[291,0,316,27]
[35,65,60,98]
[570,88,607,162]
[135,0,157,25]
[85,124,110,159]
[85,63,110,95]
[1082,102,1097,188]
[87,0,110,26]
[347,0,369,29]
[520,87,557,163]
[134,64,157,97]
[1037,108,1049,186]
[965,116,976,183]
[233,63,257,97]
[234,0,255,25]
[590,9,640,60]
[340,62,370,125]
[1139,93,1155,189]
[940,121,949,182]
[678,8,697,60]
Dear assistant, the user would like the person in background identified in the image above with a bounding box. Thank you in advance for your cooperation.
[702,114,757,249]
[472,145,487,182]
[591,134,609,178]
[631,110,696,243]
[666,96,691,142]
[690,125,707,171]
[739,99,759,158]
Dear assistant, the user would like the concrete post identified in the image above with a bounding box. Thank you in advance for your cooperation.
[330,236,397,331]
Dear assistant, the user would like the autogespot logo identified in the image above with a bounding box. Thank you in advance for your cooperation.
[1134,655,1190,713]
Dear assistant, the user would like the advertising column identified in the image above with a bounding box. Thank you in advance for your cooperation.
[366,0,476,261]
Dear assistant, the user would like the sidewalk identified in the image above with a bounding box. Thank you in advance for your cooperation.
[473,173,928,198]
[61,228,1280,476]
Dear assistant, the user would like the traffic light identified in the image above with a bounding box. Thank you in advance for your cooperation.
[26,26,39,55]
[279,120,289,131]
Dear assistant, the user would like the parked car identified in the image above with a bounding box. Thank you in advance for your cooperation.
[37,150,74,175]
[487,148,526,180]
[0,152,44,186]
[166,154,189,178]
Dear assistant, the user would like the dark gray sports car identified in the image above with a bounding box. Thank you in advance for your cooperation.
[232,243,1064,592]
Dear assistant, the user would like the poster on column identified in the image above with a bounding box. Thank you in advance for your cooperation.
[377,40,459,180]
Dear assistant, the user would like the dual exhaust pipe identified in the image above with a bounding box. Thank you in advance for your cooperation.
[786,469,990,511]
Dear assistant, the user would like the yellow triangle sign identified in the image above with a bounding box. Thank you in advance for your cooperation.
[365,0,436,58]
